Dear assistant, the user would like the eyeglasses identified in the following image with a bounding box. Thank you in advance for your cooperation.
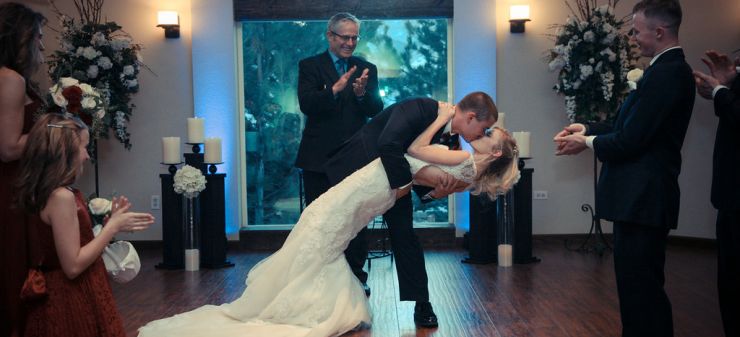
[330,31,360,43]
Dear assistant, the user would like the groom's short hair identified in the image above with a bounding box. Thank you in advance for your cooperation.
[457,91,498,122]
[633,0,682,36]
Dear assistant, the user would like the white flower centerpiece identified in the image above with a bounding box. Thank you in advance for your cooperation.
[47,0,146,150]
[173,165,207,198]
[546,0,636,123]
[173,165,207,271]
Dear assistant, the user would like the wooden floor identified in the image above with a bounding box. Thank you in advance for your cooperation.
[113,237,724,337]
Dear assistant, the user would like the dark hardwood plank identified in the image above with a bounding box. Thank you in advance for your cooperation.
[113,238,723,337]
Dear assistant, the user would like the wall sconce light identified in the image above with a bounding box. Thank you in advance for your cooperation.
[509,5,531,33]
[157,11,180,38]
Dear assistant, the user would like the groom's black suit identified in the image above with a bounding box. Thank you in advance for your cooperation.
[586,48,695,337]
[325,97,444,301]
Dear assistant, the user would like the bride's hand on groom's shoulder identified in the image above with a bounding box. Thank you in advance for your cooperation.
[437,102,455,121]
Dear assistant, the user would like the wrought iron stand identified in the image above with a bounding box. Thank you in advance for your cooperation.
[565,154,612,255]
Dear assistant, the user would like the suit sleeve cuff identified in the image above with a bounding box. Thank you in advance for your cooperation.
[586,136,596,149]
[713,85,729,99]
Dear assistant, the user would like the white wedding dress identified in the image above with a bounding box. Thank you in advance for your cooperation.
[138,150,476,337]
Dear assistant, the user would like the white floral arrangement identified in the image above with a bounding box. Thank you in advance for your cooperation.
[48,77,106,140]
[626,68,644,91]
[546,0,636,123]
[173,165,207,198]
[47,0,146,150]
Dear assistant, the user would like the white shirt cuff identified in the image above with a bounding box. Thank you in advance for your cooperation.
[399,182,412,190]
[586,136,596,149]
[713,85,729,99]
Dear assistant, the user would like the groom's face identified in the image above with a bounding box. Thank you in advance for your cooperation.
[454,111,495,143]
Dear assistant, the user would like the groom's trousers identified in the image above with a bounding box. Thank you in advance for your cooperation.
[613,221,673,337]
[345,193,430,302]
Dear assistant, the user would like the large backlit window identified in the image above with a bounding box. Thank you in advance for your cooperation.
[241,19,450,227]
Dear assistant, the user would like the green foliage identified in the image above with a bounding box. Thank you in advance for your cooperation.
[242,19,450,226]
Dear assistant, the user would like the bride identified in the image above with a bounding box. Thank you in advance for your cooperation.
[138,102,520,337]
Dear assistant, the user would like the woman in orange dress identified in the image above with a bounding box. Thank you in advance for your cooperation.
[0,3,46,336]
[15,114,155,337]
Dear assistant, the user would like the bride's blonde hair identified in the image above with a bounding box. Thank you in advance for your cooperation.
[469,127,520,200]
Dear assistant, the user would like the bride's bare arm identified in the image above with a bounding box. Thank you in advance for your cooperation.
[413,166,470,191]
[407,102,469,166]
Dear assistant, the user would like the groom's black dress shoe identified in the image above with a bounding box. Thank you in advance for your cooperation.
[413,301,438,328]
[362,282,371,297]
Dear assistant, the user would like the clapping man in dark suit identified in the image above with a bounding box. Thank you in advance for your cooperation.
[325,92,497,328]
[296,13,383,298]
[694,49,740,337]
[554,1,694,336]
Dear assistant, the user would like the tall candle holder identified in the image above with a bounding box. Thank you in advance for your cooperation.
[183,195,200,271]
[206,162,223,174]
[497,190,514,267]
[161,162,184,175]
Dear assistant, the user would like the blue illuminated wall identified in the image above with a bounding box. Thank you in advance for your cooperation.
[191,0,241,236]
[452,0,497,233]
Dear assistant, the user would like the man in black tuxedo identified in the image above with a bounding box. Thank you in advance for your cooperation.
[694,50,740,337]
[325,92,497,328]
[554,1,694,336]
[296,12,383,209]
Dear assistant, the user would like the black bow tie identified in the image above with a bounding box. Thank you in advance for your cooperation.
[440,132,460,150]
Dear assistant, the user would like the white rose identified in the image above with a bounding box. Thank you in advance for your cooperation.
[78,83,97,96]
[627,81,638,91]
[87,65,99,79]
[59,77,79,88]
[97,56,113,70]
[88,198,112,215]
[80,46,101,60]
[123,65,135,76]
[583,31,595,42]
[627,68,644,82]
[579,64,593,80]
[96,109,106,119]
[81,97,97,109]
[51,90,68,107]
[125,79,138,88]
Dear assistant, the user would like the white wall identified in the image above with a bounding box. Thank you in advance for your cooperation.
[19,0,740,239]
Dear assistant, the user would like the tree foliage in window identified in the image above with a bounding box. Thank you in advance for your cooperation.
[243,19,450,226]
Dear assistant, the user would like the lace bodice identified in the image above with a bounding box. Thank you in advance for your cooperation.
[404,146,477,185]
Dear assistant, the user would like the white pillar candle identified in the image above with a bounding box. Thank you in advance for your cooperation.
[498,244,513,267]
[204,137,222,163]
[187,117,205,143]
[185,249,199,271]
[513,131,531,158]
[162,137,181,164]
[494,112,505,130]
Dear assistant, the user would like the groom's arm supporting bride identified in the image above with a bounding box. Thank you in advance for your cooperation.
[324,92,497,327]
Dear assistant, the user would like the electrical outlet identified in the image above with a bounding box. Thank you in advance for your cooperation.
[151,195,161,210]
[533,190,548,200]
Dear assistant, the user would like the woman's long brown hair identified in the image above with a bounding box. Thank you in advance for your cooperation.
[15,114,87,214]
[0,2,47,96]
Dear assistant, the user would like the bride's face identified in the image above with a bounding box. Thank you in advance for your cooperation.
[470,128,503,158]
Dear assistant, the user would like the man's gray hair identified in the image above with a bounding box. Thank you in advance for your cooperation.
[327,12,360,32]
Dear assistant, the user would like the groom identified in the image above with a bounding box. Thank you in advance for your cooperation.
[324,91,497,328]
